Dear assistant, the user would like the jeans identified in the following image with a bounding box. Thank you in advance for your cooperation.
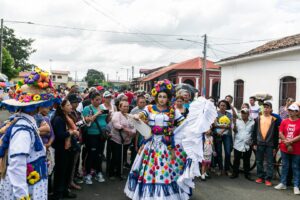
[256,145,274,181]
[214,134,233,171]
[232,148,252,176]
[280,151,300,187]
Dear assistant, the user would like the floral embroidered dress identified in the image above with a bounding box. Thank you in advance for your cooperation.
[0,113,47,200]
[125,104,188,199]
[125,97,217,200]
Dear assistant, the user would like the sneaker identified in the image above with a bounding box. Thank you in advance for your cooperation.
[200,174,206,181]
[225,171,232,176]
[84,174,93,185]
[255,178,264,184]
[204,172,211,179]
[216,170,222,176]
[95,172,105,183]
[274,183,287,190]
[294,187,300,195]
[265,180,272,186]
[74,177,83,184]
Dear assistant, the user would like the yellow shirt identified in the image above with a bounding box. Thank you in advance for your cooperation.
[260,115,272,140]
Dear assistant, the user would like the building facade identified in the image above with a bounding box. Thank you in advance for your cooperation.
[217,34,300,112]
[50,70,70,88]
[142,57,221,98]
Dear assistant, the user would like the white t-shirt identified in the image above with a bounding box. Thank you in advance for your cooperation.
[250,104,260,119]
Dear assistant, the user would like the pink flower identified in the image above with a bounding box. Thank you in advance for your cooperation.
[155,85,160,92]
[27,164,34,176]
[164,79,171,85]
[152,126,163,134]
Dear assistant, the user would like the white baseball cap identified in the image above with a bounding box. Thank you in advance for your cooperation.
[288,104,299,111]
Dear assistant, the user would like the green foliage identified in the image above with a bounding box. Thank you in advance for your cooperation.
[3,26,36,71]
[2,47,20,80]
[84,69,106,87]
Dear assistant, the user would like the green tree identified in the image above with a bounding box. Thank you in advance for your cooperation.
[2,47,20,80]
[84,69,106,87]
[3,26,36,71]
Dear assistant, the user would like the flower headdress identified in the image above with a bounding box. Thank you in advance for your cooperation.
[151,79,175,98]
[2,67,61,112]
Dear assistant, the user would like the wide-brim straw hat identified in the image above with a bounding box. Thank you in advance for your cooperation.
[1,67,61,112]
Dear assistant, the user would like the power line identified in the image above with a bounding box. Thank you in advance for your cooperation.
[4,19,200,37]
[81,0,170,49]
[209,39,272,46]
[209,35,275,42]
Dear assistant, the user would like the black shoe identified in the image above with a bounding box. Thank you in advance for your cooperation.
[230,174,239,179]
[63,192,77,199]
[245,175,254,181]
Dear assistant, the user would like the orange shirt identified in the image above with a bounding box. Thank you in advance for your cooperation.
[260,115,272,140]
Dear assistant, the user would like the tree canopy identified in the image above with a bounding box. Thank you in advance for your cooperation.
[85,69,106,87]
[2,47,19,80]
[3,26,36,71]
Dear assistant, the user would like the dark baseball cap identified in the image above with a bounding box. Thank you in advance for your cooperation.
[263,101,272,108]
[68,94,82,103]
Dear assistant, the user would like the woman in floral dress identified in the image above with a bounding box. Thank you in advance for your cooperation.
[125,79,217,200]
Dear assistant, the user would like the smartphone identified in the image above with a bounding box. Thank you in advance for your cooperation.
[102,110,109,114]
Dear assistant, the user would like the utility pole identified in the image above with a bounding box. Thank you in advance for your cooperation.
[75,71,77,84]
[0,19,4,73]
[201,34,207,97]
[132,66,134,80]
[126,68,129,81]
[106,74,109,82]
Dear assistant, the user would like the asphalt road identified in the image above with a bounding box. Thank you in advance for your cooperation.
[74,172,299,200]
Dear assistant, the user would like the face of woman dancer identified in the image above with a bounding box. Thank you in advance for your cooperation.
[157,92,168,107]
[119,101,129,114]
[62,100,72,114]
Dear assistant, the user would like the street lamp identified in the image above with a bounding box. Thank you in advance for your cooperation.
[178,36,207,97]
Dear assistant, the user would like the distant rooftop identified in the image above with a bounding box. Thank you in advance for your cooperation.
[219,33,300,62]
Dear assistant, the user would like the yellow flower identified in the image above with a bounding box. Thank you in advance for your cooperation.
[33,94,41,101]
[219,116,231,125]
[35,67,42,74]
[151,89,157,97]
[166,84,172,90]
[27,171,40,185]
[19,195,30,200]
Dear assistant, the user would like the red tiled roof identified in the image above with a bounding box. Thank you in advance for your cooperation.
[219,33,300,62]
[142,57,219,82]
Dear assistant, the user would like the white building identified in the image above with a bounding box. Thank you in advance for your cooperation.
[50,70,70,88]
[217,34,300,113]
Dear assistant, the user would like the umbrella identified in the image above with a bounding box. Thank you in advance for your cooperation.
[254,93,273,101]
[0,73,8,82]
[175,83,198,99]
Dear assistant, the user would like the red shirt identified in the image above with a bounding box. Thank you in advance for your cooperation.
[279,118,300,155]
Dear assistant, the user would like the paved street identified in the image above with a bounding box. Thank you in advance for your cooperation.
[74,173,299,200]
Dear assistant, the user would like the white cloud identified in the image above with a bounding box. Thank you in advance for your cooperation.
[1,0,300,81]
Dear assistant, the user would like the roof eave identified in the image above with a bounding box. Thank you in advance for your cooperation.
[216,45,300,66]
